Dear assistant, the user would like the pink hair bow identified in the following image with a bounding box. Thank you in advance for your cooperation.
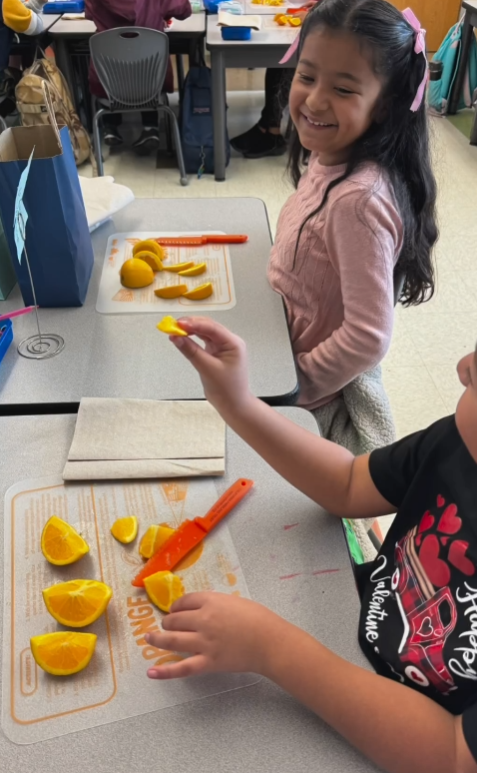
[279,32,300,64]
[402,7,428,111]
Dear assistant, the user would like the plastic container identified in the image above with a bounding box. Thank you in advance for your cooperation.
[221,26,252,39]
[218,0,244,13]
[0,319,13,366]
[43,0,85,13]
[204,0,220,12]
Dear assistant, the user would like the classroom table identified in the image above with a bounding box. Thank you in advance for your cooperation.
[0,407,379,773]
[448,0,477,145]
[48,14,206,126]
[206,14,297,180]
[0,198,297,413]
[41,13,63,32]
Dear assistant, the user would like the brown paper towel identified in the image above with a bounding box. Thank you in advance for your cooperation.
[63,398,225,480]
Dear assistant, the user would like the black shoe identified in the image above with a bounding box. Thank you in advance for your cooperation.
[133,127,161,156]
[231,123,266,153]
[103,127,123,147]
[243,132,287,159]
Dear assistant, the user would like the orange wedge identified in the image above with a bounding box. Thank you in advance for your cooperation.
[111,516,138,544]
[144,570,184,613]
[157,316,188,336]
[163,262,195,273]
[139,525,160,559]
[41,516,89,566]
[134,250,163,272]
[132,240,166,262]
[30,631,97,676]
[154,285,188,299]
[120,258,154,288]
[183,282,213,301]
[42,580,113,628]
[178,262,207,277]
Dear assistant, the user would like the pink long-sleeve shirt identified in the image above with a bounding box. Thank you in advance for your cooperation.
[268,156,403,410]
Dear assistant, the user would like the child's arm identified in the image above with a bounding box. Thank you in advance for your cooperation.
[146,593,477,773]
[296,186,400,407]
[170,317,394,519]
[2,0,46,34]
[162,0,192,22]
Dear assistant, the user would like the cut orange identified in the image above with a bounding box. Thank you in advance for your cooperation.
[42,580,113,628]
[41,516,89,566]
[120,258,154,289]
[111,516,138,544]
[163,261,195,273]
[153,525,175,553]
[139,525,160,559]
[144,570,184,613]
[183,282,213,301]
[178,262,206,277]
[134,250,163,272]
[154,285,188,299]
[132,240,166,262]
[30,631,97,676]
[156,316,188,336]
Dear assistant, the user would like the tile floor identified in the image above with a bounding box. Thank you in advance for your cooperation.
[80,90,477,534]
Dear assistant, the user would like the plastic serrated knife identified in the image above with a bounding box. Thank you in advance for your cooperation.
[132,478,254,587]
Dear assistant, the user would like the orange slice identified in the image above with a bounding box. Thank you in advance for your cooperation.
[144,570,184,613]
[163,262,195,273]
[183,282,213,301]
[139,525,160,559]
[120,258,154,288]
[289,16,301,25]
[41,516,89,566]
[132,240,166,262]
[157,316,188,336]
[42,580,113,628]
[111,516,138,544]
[154,285,188,299]
[178,263,207,277]
[30,631,97,676]
[134,250,163,272]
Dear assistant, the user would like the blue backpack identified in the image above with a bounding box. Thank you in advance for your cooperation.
[428,19,477,114]
[180,66,230,176]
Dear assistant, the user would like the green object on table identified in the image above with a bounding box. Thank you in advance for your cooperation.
[343,519,365,565]
[0,215,17,301]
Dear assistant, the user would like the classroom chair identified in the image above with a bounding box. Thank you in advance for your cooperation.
[89,27,188,185]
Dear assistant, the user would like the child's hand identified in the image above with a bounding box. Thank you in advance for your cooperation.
[169,317,252,415]
[145,592,282,679]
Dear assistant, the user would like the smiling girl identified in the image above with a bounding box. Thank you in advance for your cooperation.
[267,0,438,420]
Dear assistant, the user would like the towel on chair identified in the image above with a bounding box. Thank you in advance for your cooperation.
[312,365,396,562]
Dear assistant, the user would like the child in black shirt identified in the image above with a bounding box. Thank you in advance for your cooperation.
[145,316,477,773]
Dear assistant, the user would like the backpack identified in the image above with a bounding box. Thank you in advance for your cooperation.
[428,19,477,114]
[180,66,229,176]
[15,56,97,172]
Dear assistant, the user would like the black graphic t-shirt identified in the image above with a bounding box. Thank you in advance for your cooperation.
[358,416,477,763]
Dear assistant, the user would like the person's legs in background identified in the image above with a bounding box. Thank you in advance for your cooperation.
[103,113,123,147]
[231,68,294,158]
[133,111,160,156]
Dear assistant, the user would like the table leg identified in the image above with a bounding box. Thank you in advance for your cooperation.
[471,110,477,145]
[448,9,474,114]
[176,54,185,95]
[211,49,227,182]
[54,38,78,112]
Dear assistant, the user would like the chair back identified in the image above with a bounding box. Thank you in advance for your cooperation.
[89,27,169,108]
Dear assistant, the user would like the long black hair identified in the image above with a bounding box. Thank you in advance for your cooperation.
[288,0,437,305]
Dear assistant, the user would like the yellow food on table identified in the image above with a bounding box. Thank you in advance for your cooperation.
[111,515,138,544]
[163,261,195,273]
[139,524,175,559]
[289,16,302,25]
[42,580,113,628]
[154,285,188,299]
[132,239,166,262]
[30,631,97,676]
[178,262,207,277]
[275,13,287,23]
[41,516,89,566]
[183,282,213,301]
[157,316,188,336]
[144,570,184,613]
[134,250,163,272]
[120,258,154,289]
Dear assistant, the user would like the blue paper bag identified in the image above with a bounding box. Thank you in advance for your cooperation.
[0,118,94,307]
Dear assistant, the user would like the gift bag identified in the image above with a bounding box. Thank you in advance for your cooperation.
[0,84,94,307]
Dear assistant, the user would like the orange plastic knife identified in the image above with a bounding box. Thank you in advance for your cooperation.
[132,478,254,587]
[154,235,248,247]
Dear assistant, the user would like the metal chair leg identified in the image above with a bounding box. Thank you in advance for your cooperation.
[160,105,188,186]
[92,106,106,177]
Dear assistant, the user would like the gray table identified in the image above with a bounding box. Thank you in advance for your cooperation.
[0,198,297,413]
[206,15,297,181]
[0,407,379,773]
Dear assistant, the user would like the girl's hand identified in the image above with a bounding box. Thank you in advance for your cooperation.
[145,592,282,679]
[169,317,252,415]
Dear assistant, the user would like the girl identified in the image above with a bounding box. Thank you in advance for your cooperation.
[266,0,437,444]
[146,316,477,773]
